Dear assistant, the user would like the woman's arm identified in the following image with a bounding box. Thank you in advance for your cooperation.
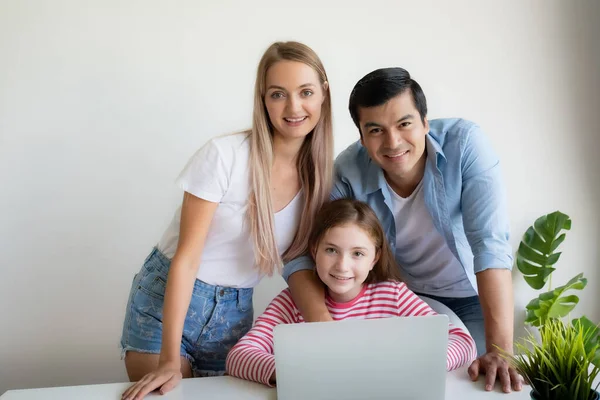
[395,284,477,371]
[226,290,298,386]
[160,193,219,364]
[124,193,218,400]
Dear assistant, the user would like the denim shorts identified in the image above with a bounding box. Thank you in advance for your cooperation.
[120,247,254,377]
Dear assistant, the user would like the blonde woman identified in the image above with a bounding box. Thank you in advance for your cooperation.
[120,41,333,400]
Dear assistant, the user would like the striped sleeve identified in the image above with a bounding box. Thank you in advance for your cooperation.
[225,289,299,386]
[395,283,477,371]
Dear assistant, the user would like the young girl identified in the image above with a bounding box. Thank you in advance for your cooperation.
[226,199,477,386]
[120,41,333,400]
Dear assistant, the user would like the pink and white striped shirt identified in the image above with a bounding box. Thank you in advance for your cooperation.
[226,281,477,386]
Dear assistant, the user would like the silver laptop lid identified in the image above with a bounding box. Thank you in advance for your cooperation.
[274,315,449,400]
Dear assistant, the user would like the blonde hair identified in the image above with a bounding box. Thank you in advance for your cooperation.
[247,41,333,275]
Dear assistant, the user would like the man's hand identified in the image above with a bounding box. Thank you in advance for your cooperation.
[468,351,522,393]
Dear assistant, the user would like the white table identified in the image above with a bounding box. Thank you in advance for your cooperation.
[0,366,539,400]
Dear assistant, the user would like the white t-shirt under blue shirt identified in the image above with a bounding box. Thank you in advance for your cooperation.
[387,179,476,298]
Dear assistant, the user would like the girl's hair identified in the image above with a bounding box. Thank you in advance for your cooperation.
[308,199,402,284]
[247,41,333,275]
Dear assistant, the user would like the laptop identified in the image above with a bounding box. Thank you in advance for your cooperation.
[273,315,449,400]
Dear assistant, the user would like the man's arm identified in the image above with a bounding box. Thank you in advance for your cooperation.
[288,270,332,322]
[459,124,521,393]
[282,169,352,322]
[460,123,513,348]
[470,269,520,392]
[477,269,513,353]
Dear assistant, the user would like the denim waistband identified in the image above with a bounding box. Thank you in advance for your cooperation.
[150,246,253,301]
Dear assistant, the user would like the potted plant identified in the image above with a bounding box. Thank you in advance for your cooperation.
[508,211,600,399]
[502,318,599,400]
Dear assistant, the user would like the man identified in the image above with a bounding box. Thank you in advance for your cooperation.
[283,67,522,393]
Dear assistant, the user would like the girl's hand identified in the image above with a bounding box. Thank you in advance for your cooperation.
[122,362,182,400]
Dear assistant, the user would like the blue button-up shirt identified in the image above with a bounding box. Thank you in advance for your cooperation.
[283,118,513,295]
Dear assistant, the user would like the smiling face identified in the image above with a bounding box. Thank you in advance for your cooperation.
[358,91,429,191]
[313,223,380,303]
[263,60,327,142]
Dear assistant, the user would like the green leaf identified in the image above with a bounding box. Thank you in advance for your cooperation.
[572,316,600,368]
[525,273,587,327]
[550,233,566,253]
[546,295,579,318]
[516,211,571,290]
[534,211,572,239]
[545,252,561,266]
[522,266,555,290]
[516,258,544,275]
[522,226,546,249]
[518,242,548,265]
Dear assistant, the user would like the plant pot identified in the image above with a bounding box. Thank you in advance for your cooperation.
[530,389,600,400]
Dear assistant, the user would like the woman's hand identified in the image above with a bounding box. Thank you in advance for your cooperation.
[122,362,183,400]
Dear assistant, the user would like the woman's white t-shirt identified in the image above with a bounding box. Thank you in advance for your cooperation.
[157,133,303,288]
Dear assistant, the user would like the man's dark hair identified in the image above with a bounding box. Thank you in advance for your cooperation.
[348,67,428,132]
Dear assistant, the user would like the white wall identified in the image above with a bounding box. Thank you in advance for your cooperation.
[1,0,598,394]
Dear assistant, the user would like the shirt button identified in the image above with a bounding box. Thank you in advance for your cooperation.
[219,289,225,296]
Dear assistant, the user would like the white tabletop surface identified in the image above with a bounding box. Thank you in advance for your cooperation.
[0,365,543,400]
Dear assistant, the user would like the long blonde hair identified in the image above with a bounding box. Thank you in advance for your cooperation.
[248,41,333,275]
